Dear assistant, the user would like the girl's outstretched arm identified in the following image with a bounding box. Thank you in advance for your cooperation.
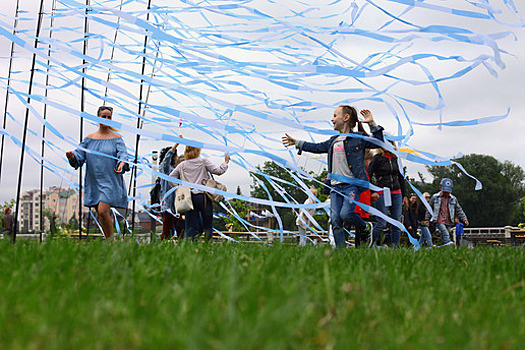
[282,133,296,147]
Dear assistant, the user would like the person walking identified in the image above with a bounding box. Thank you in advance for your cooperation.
[417,192,433,248]
[2,207,15,239]
[282,106,384,248]
[296,188,318,246]
[354,149,374,247]
[425,178,469,247]
[455,217,465,247]
[169,146,229,241]
[66,106,129,239]
[158,139,185,240]
[403,193,419,242]
[367,144,408,247]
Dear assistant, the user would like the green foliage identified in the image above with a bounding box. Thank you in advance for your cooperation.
[66,215,79,230]
[41,209,55,222]
[223,199,254,232]
[0,199,16,223]
[520,197,525,224]
[249,161,327,230]
[425,154,525,227]
[0,241,524,349]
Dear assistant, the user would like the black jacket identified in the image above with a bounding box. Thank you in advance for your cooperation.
[403,205,418,230]
[417,203,428,222]
[367,153,407,196]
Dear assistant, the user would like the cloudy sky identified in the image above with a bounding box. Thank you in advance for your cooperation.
[0,0,524,206]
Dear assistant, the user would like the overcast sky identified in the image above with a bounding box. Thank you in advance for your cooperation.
[1,0,524,205]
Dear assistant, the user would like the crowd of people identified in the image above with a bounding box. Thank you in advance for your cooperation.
[285,106,469,248]
[57,104,470,247]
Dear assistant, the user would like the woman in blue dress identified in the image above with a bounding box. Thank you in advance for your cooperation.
[66,106,129,239]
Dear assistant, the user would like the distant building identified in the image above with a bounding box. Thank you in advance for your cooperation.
[18,187,88,233]
[19,190,43,233]
[45,186,86,225]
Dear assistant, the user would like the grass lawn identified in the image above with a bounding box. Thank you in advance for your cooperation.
[0,240,523,349]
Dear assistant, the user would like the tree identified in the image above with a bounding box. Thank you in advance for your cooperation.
[223,198,254,232]
[519,197,525,225]
[249,161,327,230]
[66,215,79,231]
[425,154,525,227]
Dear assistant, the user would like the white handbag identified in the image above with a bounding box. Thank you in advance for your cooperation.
[174,164,194,214]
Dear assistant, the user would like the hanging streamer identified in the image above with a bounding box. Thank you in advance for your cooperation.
[0,0,522,245]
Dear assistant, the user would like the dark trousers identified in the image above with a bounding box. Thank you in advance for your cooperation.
[161,211,184,240]
[185,193,213,241]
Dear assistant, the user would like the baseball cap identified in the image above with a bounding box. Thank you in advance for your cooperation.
[440,178,453,192]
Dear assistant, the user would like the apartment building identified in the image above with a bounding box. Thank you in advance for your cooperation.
[18,187,87,233]
[19,190,44,233]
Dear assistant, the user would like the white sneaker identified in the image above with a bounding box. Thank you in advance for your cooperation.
[443,241,456,247]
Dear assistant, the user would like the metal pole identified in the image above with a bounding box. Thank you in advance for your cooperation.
[86,208,92,238]
[104,0,124,99]
[0,0,20,185]
[13,0,46,243]
[130,0,152,235]
[40,0,58,241]
[78,0,90,239]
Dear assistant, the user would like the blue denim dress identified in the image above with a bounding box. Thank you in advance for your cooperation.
[69,137,129,209]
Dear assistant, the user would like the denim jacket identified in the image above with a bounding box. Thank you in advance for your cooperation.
[295,124,384,187]
[426,192,468,224]
[159,149,176,210]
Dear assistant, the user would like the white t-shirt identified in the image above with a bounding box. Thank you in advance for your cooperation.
[331,135,354,185]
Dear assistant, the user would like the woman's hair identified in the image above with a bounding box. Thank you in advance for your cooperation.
[364,149,374,162]
[97,106,118,132]
[184,146,201,160]
[376,139,397,156]
[309,187,318,197]
[339,105,368,135]
[175,155,185,166]
[4,207,11,215]
[159,146,176,168]
[97,106,113,115]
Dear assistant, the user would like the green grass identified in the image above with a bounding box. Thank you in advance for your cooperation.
[0,240,523,350]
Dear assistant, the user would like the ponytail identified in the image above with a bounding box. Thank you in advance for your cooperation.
[339,105,368,135]
[357,121,368,135]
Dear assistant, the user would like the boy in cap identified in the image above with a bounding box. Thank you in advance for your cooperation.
[424,178,469,246]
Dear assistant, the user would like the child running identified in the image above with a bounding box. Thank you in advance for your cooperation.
[282,106,384,248]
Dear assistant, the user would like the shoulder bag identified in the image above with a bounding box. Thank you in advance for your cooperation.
[201,159,227,203]
[174,164,194,214]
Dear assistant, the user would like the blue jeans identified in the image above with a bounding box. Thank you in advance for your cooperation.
[297,225,307,246]
[185,193,213,241]
[371,193,403,246]
[436,223,453,244]
[418,225,433,247]
[330,184,366,248]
